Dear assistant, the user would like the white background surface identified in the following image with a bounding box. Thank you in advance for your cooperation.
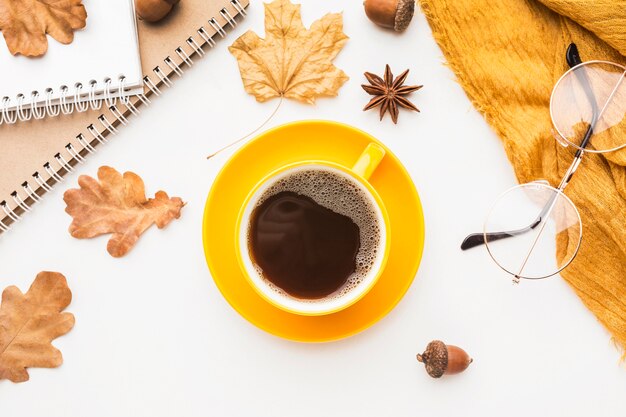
[1,1,625,416]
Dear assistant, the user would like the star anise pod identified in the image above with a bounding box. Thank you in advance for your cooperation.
[362,64,422,124]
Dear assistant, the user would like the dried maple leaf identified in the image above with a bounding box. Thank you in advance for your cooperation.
[63,166,184,257]
[0,0,87,57]
[229,0,349,104]
[0,271,75,383]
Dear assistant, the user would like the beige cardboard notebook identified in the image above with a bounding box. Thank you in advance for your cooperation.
[0,0,249,233]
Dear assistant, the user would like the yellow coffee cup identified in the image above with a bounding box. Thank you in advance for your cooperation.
[235,143,391,316]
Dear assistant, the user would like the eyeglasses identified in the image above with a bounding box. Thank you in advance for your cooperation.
[462,43,626,282]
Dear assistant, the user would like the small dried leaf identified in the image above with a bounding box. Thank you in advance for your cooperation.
[0,272,75,383]
[63,166,184,257]
[0,0,87,57]
[229,0,349,104]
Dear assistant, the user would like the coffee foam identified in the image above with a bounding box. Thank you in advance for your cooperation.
[248,167,383,302]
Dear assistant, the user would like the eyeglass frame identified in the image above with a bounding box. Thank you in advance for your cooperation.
[461,43,626,282]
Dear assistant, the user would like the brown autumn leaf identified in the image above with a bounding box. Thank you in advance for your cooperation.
[0,0,87,57]
[64,166,184,257]
[228,0,349,104]
[0,271,75,383]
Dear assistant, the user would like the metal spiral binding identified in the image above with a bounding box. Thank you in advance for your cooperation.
[0,76,132,125]
[88,81,103,110]
[30,92,46,120]
[1,201,20,222]
[122,97,140,117]
[0,0,246,233]
[0,217,9,232]
[154,67,173,88]
[33,172,53,192]
[77,133,97,154]
[209,17,227,38]
[45,89,60,117]
[144,76,162,96]
[11,191,31,213]
[66,143,86,164]
[15,95,30,122]
[198,27,217,49]
[98,114,119,134]
[165,56,184,77]
[220,8,237,29]
[187,37,205,57]
[43,162,64,182]
[22,182,41,202]
[1,97,16,123]
[55,153,75,173]
[109,106,129,126]
[87,124,108,144]
[59,86,75,115]
[176,47,194,67]
[231,0,247,17]
[74,83,89,112]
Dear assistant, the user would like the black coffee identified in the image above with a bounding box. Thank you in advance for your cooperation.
[249,192,360,299]
[247,168,381,300]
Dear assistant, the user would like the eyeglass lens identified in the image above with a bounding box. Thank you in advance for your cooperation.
[551,61,626,153]
[483,183,582,280]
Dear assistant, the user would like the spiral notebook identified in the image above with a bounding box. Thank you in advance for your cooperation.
[0,0,143,122]
[0,0,249,233]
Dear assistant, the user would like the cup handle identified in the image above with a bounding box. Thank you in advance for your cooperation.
[351,143,386,181]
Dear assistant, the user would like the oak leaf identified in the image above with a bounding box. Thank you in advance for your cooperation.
[229,0,349,104]
[0,271,75,383]
[64,166,184,257]
[0,0,87,57]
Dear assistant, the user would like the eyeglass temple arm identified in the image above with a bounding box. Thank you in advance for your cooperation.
[566,43,598,155]
[461,43,594,251]
[555,43,597,190]
[461,197,555,249]
[461,222,541,250]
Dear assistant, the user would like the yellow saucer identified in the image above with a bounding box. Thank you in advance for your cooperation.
[203,120,425,342]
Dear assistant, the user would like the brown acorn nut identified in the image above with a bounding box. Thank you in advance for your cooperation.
[135,0,180,23]
[363,0,415,32]
[416,340,472,378]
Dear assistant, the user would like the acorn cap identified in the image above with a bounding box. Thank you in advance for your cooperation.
[416,340,448,378]
[394,0,415,32]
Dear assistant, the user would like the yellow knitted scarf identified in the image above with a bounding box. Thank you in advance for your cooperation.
[418,0,626,354]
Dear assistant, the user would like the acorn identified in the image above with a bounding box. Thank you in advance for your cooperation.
[135,0,180,23]
[363,0,415,32]
[416,340,472,378]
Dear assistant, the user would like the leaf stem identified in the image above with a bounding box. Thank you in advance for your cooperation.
[206,96,283,160]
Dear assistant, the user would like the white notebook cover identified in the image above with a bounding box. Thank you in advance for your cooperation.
[0,0,143,111]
